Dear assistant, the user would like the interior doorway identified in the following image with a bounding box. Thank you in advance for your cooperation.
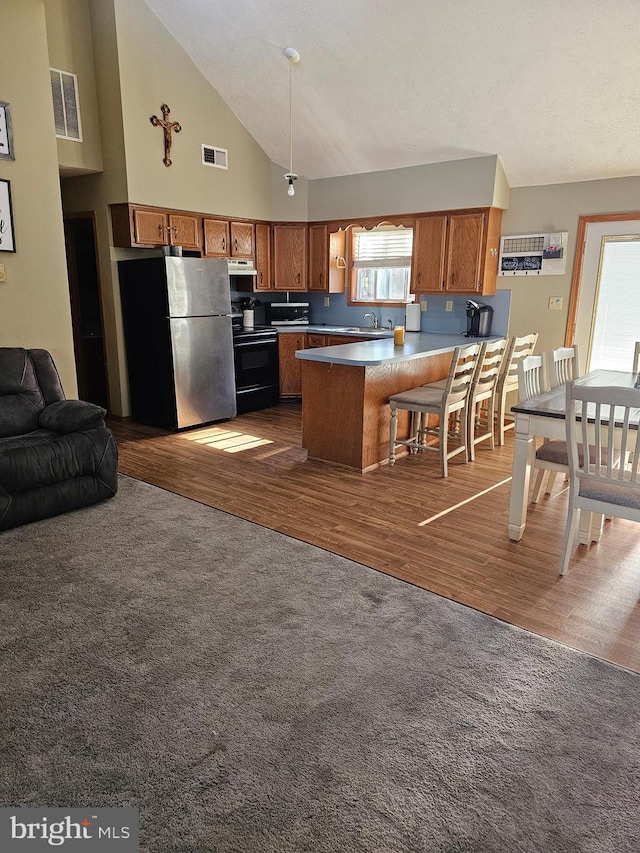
[63,213,109,408]
[567,212,640,373]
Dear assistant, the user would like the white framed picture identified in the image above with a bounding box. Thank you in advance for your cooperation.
[0,180,16,252]
[0,102,14,160]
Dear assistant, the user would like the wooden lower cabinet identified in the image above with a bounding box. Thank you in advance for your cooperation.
[278,332,307,397]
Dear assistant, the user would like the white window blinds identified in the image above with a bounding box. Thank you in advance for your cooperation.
[589,237,640,371]
[353,226,413,269]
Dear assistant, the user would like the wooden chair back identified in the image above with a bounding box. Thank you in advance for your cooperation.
[517,353,549,402]
[560,380,640,574]
[497,333,539,395]
[633,341,640,374]
[472,337,508,399]
[550,345,580,388]
[446,342,484,398]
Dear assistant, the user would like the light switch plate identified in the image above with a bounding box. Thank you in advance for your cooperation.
[445,300,453,312]
[420,300,427,312]
[549,296,563,310]
[0,263,6,282]
[323,296,330,307]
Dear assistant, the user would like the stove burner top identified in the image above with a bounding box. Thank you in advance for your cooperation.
[232,323,278,341]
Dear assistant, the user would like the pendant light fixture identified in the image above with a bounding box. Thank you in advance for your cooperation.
[283,47,300,197]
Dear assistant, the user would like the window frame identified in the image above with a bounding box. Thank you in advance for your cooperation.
[347,219,415,307]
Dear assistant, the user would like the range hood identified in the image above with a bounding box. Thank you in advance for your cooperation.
[228,259,257,276]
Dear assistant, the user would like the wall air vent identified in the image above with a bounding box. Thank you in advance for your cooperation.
[50,68,82,142]
[202,144,228,169]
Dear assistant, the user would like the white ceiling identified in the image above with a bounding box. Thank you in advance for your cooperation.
[145,0,640,188]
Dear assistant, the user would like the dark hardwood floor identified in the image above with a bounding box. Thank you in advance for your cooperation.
[110,402,640,673]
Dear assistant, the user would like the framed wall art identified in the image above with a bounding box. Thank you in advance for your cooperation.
[0,102,15,160]
[0,180,16,252]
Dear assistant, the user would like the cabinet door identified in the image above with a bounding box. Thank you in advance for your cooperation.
[278,333,306,397]
[133,209,167,246]
[168,214,201,251]
[445,213,485,292]
[203,218,230,257]
[411,215,447,293]
[230,221,254,258]
[254,223,272,291]
[273,224,307,291]
[308,224,329,291]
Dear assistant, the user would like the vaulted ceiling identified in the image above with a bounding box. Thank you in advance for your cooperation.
[145,0,640,188]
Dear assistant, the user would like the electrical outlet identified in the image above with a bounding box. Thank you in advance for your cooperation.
[445,300,453,312]
[420,300,427,312]
[323,296,330,307]
[549,297,563,310]
[0,263,6,282]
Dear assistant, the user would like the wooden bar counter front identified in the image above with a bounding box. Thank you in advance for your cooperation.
[297,333,482,472]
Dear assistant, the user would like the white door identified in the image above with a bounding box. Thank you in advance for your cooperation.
[575,219,640,372]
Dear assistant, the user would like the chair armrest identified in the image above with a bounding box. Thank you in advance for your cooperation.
[37,400,107,434]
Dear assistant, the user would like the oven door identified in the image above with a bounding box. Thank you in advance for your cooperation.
[233,336,280,413]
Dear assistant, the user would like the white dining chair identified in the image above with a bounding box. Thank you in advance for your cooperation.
[517,353,571,503]
[495,333,539,445]
[633,341,640,374]
[388,342,483,477]
[467,337,508,461]
[549,345,580,388]
[559,380,640,575]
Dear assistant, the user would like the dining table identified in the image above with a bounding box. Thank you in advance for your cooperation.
[508,368,640,542]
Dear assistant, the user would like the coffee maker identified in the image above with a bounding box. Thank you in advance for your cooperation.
[465,300,493,337]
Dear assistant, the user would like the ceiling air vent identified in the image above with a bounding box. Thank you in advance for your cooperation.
[50,68,82,141]
[202,144,228,169]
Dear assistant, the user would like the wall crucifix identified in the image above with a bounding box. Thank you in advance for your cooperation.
[150,103,182,167]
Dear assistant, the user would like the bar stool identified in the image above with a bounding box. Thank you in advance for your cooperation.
[466,337,508,461]
[495,332,539,445]
[388,342,483,477]
[633,341,640,373]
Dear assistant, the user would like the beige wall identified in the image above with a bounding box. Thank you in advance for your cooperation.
[499,176,640,356]
[0,0,77,395]
[114,0,273,220]
[45,0,103,175]
[308,155,501,221]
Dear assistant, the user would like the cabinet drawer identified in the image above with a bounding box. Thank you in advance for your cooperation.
[307,334,328,348]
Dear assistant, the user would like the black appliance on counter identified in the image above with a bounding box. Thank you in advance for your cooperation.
[231,302,279,414]
[465,300,494,337]
[119,257,237,429]
[265,301,310,325]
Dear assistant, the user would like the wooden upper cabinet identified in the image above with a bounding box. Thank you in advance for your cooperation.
[203,218,230,257]
[230,221,254,258]
[132,208,167,247]
[111,205,201,250]
[411,215,447,293]
[446,209,502,295]
[254,223,272,291]
[168,213,201,251]
[272,224,307,291]
[308,224,328,291]
[410,207,503,296]
[445,213,485,292]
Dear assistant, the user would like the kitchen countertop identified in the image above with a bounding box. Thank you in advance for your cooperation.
[295,331,497,367]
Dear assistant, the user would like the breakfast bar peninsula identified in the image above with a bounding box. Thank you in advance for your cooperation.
[296,332,478,472]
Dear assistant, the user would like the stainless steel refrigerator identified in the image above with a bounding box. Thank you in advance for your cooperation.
[119,256,237,429]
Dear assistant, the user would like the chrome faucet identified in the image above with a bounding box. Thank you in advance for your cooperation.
[363,312,379,329]
[387,319,394,329]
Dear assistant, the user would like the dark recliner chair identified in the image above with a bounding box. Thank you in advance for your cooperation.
[0,347,118,530]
